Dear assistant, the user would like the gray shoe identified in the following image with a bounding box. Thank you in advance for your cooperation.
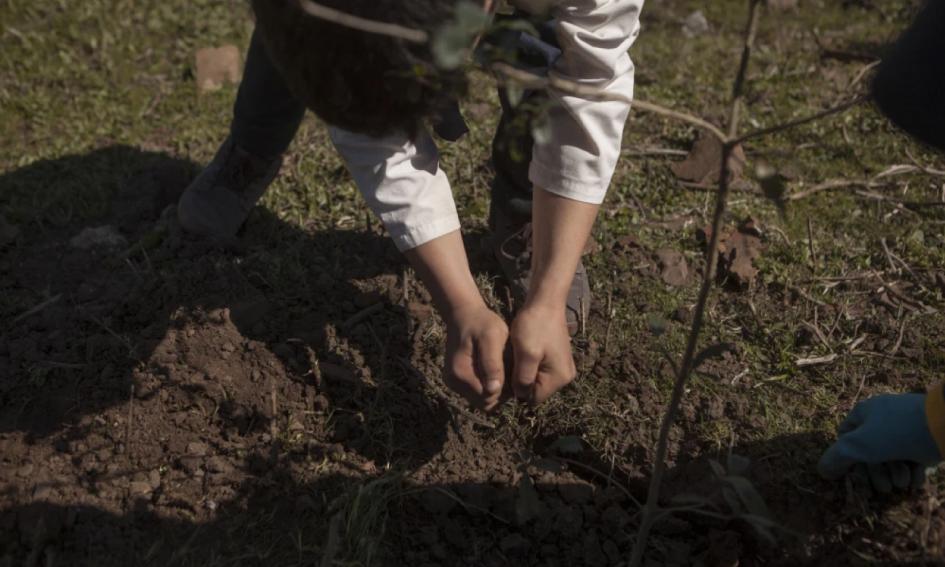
[489,206,591,336]
[177,137,282,237]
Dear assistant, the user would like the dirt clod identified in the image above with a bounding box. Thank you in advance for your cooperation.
[195,45,242,93]
[656,248,690,287]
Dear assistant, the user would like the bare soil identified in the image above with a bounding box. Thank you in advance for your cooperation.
[1,150,942,566]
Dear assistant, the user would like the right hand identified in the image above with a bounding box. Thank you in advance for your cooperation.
[818,393,942,493]
[443,303,509,412]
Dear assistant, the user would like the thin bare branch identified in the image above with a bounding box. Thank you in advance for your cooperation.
[788,178,875,201]
[632,100,729,144]
[732,95,867,145]
[298,0,430,43]
[629,2,763,566]
[491,62,729,143]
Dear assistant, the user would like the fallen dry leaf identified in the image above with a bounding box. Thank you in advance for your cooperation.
[655,248,690,287]
[672,132,747,185]
[195,45,242,94]
[699,218,764,286]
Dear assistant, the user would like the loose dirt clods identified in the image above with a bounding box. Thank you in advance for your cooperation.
[2,0,945,565]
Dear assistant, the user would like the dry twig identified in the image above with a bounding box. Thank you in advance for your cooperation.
[298,0,429,43]
[629,2,763,565]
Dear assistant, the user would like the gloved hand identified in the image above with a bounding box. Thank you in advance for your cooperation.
[819,393,942,493]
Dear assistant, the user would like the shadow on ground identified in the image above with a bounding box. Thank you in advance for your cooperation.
[1,147,941,566]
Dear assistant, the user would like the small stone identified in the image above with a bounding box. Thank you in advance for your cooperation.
[671,306,692,323]
[206,456,232,474]
[16,464,34,478]
[130,481,153,496]
[32,485,54,500]
[179,456,203,474]
[69,226,128,251]
[656,248,689,287]
[195,45,242,93]
[148,470,162,489]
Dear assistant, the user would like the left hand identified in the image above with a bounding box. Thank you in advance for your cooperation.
[818,393,941,492]
[509,304,576,404]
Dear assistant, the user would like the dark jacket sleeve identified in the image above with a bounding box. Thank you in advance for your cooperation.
[872,0,945,151]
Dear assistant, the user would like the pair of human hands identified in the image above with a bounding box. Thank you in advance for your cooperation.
[443,302,575,412]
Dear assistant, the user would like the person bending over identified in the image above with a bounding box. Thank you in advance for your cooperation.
[176,0,643,411]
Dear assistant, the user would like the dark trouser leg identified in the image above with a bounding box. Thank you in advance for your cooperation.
[230,30,307,160]
[489,19,561,226]
[491,91,546,225]
[872,1,945,151]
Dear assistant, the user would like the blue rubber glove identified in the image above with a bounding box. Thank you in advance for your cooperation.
[819,393,942,492]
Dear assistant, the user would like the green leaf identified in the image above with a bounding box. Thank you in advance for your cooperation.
[432,1,491,70]
[647,313,668,336]
[490,18,539,38]
[515,474,544,525]
[720,475,771,519]
[726,453,751,477]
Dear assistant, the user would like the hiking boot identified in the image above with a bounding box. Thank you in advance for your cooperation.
[489,206,591,336]
[177,137,282,238]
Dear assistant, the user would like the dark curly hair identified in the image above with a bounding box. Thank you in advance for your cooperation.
[251,0,470,138]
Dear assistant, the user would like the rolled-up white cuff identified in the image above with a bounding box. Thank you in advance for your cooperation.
[387,212,462,252]
[529,159,609,205]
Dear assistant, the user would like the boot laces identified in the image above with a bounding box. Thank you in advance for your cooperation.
[498,222,533,272]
